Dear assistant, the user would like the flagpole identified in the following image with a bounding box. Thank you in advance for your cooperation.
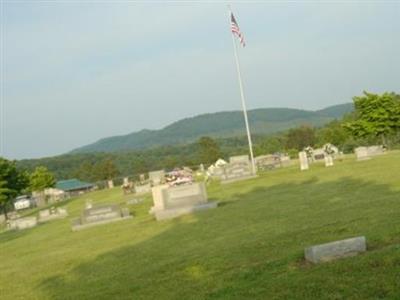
[229,11,256,175]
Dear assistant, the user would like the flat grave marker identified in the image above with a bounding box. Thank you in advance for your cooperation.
[305,236,366,263]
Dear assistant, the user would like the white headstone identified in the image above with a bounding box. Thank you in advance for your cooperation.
[299,151,309,171]
[123,177,129,185]
[324,155,334,167]
[355,147,370,161]
[108,180,114,189]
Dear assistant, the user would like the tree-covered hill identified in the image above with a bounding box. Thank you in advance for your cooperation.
[70,104,353,154]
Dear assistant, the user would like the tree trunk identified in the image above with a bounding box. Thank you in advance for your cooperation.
[381,134,387,148]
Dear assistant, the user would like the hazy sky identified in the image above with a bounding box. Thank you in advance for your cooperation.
[1,1,399,160]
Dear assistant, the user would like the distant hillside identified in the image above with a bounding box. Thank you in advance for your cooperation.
[70,103,353,154]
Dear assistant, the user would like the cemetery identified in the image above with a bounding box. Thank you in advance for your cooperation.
[2,3,398,299]
[1,150,400,299]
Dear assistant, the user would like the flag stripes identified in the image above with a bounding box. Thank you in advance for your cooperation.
[230,12,245,47]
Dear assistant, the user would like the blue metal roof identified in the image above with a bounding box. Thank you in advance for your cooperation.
[56,179,94,192]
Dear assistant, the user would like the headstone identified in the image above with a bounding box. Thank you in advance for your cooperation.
[139,174,146,183]
[38,207,68,223]
[7,211,20,220]
[39,209,50,219]
[127,198,143,205]
[199,164,205,172]
[324,155,334,167]
[229,155,250,164]
[149,170,165,186]
[85,200,93,209]
[123,177,130,185]
[150,183,217,221]
[8,216,38,230]
[57,207,67,215]
[255,155,281,171]
[280,155,291,167]
[366,145,385,157]
[108,180,114,189]
[135,183,151,195]
[213,155,256,183]
[71,204,132,231]
[313,148,325,161]
[355,147,370,161]
[305,236,366,263]
[299,151,309,171]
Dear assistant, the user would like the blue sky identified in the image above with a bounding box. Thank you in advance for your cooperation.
[1,1,399,159]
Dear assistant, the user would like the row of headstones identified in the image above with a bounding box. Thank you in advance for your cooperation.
[298,145,386,171]
[355,145,386,161]
[6,207,68,230]
[298,151,334,170]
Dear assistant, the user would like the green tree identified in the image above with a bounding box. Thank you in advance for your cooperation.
[197,137,221,165]
[344,92,400,145]
[316,120,350,149]
[0,158,29,217]
[0,180,11,216]
[285,125,316,151]
[29,166,56,192]
[257,136,283,155]
[93,159,120,180]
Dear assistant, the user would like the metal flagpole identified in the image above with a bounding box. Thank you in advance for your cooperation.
[229,11,256,174]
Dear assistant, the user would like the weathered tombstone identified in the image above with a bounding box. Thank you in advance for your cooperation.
[324,155,334,167]
[8,217,38,230]
[85,200,93,209]
[213,155,256,184]
[123,177,130,185]
[149,170,165,186]
[355,147,370,161]
[280,155,291,167]
[139,174,146,183]
[39,209,50,219]
[135,183,151,195]
[305,236,366,263]
[71,204,132,231]
[199,164,205,173]
[127,198,143,205]
[150,183,217,221]
[107,180,114,189]
[255,155,281,171]
[229,155,250,164]
[7,211,20,220]
[367,145,385,157]
[38,207,68,223]
[299,151,309,171]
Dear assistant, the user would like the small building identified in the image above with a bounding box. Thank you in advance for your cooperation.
[56,179,95,197]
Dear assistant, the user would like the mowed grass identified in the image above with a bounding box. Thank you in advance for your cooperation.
[1,152,400,300]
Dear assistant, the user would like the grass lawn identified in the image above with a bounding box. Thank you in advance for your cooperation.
[1,152,400,299]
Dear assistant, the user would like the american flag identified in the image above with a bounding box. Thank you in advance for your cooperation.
[231,12,245,47]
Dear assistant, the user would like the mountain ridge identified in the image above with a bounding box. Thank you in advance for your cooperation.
[70,103,353,154]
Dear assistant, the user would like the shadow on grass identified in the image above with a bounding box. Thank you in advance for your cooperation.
[37,177,400,300]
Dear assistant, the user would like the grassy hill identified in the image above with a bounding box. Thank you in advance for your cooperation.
[70,103,353,154]
[2,150,399,299]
